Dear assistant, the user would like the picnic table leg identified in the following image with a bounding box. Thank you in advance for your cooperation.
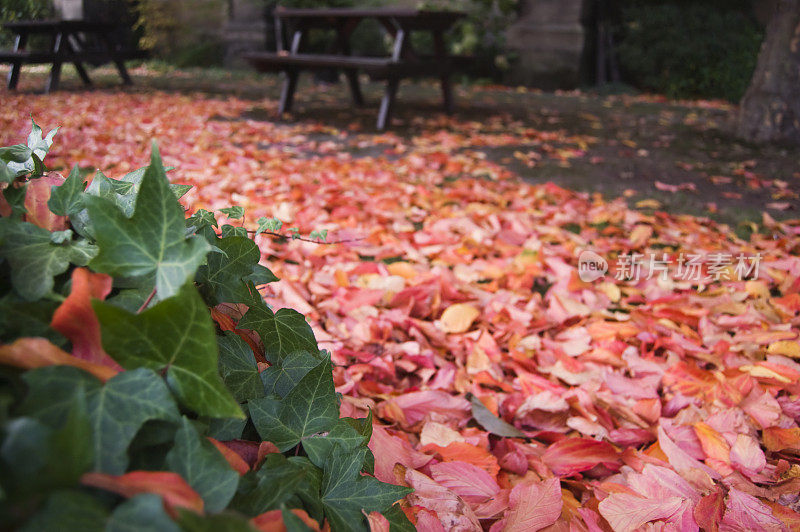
[65,34,92,86]
[432,32,454,114]
[6,33,27,90]
[377,77,399,131]
[99,32,132,85]
[344,70,364,107]
[279,69,299,115]
[45,33,64,93]
[335,22,364,107]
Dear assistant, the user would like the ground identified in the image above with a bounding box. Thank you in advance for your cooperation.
[4,62,799,232]
[3,63,800,530]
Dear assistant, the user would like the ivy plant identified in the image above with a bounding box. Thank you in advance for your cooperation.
[0,122,413,531]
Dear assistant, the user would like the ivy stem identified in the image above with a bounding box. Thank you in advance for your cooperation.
[137,288,157,313]
[245,229,364,246]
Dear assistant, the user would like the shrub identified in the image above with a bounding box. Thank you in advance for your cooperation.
[0,122,413,530]
[615,3,763,101]
[0,0,52,47]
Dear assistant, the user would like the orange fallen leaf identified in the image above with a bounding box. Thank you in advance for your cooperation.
[439,303,480,334]
[0,337,118,382]
[81,471,204,514]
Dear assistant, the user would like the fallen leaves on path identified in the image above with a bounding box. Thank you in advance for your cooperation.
[4,90,800,530]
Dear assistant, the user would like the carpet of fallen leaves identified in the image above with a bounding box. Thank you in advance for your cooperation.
[4,90,800,531]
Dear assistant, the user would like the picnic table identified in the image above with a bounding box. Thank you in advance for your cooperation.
[244,7,465,130]
[1,19,147,93]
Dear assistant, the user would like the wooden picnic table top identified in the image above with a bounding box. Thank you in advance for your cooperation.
[274,7,461,19]
[3,19,119,33]
[273,7,464,30]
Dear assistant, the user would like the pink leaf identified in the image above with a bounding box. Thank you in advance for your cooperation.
[369,424,432,483]
[720,488,783,531]
[429,460,500,503]
[542,437,620,477]
[501,477,563,532]
[598,493,683,532]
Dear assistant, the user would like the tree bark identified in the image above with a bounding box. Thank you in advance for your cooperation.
[737,0,800,145]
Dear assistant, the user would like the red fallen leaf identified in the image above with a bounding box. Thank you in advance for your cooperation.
[0,337,117,382]
[365,511,390,532]
[762,427,800,452]
[764,500,800,531]
[694,487,724,532]
[81,471,204,514]
[428,461,500,504]
[215,439,260,468]
[404,467,481,530]
[541,438,620,477]
[422,442,500,477]
[24,172,69,231]
[369,424,432,484]
[50,268,121,370]
[207,437,250,475]
[598,492,683,532]
[720,487,784,531]
[496,477,562,532]
[255,441,281,470]
[379,390,470,428]
[250,508,323,532]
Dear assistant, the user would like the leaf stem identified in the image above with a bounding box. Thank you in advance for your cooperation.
[138,288,157,313]
[246,229,363,246]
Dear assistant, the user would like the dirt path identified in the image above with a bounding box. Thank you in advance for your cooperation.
[4,63,798,235]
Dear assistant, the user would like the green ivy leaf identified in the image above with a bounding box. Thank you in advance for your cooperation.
[0,144,33,183]
[284,457,324,524]
[48,165,86,216]
[20,366,182,475]
[221,224,248,238]
[238,298,318,364]
[1,182,27,217]
[19,490,108,532]
[7,120,58,177]
[206,416,247,441]
[220,206,244,219]
[0,295,63,345]
[256,217,282,235]
[187,209,218,231]
[86,143,209,300]
[321,446,412,531]
[229,453,307,516]
[249,358,339,451]
[166,417,240,513]
[247,264,279,286]
[106,494,181,532]
[176,509,256,532]
[27,119,59,160]
[196,236,261,305]
[260,350,323,398]
[94,282,243,419]
[218,332,265,402]
[281,506,315,532]
[0,144,32,163]
[303,419,368,469]
[381,504,416,532]
[0,218,97,301]
[93,284,243,417]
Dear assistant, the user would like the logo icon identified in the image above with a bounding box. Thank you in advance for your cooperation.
[578,250,608,282]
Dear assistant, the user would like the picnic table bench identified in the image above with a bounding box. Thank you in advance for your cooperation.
[1,19,147,93]
[243,7,465,130]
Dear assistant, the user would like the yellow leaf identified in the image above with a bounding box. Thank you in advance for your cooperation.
[767,341,800,358]
[439,303,480,334]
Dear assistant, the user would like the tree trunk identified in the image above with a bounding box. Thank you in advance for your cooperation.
[737,0,800,145]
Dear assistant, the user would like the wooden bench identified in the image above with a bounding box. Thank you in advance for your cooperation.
[244,7,465,130]
[2,19,147,92]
